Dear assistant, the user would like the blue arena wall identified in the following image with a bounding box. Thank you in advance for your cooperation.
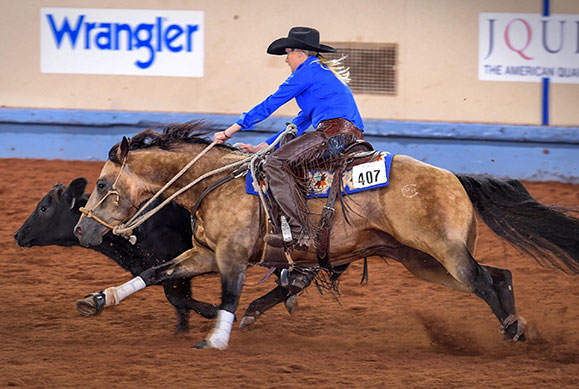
[1,108,578,183]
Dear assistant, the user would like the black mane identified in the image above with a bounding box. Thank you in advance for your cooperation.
[108,120,237,163]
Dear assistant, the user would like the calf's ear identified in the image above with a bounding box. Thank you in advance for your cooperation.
[49,183,66,201]
[63,178,88,209]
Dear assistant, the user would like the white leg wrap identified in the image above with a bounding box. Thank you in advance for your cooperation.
[110,277,146,305]
[206,310,235,350]
[103,288,117,306]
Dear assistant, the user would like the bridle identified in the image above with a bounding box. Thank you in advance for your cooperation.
[78,157,138,230]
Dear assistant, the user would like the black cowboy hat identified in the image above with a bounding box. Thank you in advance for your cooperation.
[267,27,337,55]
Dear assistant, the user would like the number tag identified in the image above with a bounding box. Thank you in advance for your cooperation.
[351,160,387,189]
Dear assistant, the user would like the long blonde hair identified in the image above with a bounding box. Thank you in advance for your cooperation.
[303,50,351,85]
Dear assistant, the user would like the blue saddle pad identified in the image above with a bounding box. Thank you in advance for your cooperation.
[246,152,394,198]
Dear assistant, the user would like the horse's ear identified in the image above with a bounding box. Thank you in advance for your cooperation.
[117,136,130,162]
[63,178,87,209]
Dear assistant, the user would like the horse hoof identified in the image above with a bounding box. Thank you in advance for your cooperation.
[239,316,256,331]
[193,340,210,349]
[285,295,298,315]
[503,328,527,342]
[174,324,190,334]
[514,332,527,342]
[502,317,527,342]
[76,292,106,316]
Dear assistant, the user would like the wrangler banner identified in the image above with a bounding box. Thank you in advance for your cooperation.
[40,8,204,77]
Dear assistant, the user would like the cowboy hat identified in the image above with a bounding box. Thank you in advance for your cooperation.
[267,27,337,55]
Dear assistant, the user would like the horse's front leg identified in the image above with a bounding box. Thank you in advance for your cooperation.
[194,248,248,350]
[162,279,219,333]
[76,247,217,315]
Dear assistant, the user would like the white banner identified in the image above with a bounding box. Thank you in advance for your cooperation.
[41,8,204,77]
[479,13,579,83]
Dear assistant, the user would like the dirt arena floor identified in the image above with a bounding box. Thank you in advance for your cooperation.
[1,158,577,388]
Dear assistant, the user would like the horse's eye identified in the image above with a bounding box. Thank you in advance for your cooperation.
[97,182,106,190]
[40,206,47,213]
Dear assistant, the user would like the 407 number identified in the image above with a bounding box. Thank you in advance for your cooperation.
[357,170,381,186]
[351,160,387,189]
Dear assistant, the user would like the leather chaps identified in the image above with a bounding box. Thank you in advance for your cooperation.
[262,118,363,238]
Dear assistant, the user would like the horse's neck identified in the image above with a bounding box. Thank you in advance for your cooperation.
[158,148,258,240]
[138,147,244,210]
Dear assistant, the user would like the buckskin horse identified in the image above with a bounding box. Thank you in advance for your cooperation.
[73,121,579,350]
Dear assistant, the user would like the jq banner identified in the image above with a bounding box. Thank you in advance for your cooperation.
[41,8,204,77]
[479,13,579,83]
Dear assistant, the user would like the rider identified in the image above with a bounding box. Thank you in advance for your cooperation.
[214,26,364,250]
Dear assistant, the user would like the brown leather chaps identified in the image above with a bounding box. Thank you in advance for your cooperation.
[262,118,363,238]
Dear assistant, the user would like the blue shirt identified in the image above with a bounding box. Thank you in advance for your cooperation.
[235,56,364,145]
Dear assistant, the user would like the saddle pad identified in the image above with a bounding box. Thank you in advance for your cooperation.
[246,151,394,198]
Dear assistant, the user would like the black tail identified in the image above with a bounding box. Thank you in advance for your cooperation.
[456,175,579,274]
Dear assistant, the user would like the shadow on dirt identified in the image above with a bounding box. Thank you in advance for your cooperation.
[416,313,485,356]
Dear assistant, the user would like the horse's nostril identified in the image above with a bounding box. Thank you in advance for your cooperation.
[75,226,83,237]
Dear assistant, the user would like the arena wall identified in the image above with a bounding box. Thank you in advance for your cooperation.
[0,0,577,181]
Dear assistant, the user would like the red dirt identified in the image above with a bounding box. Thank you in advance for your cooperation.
[1,158,578,388]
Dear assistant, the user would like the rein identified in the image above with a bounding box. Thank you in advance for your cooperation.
[80,124,297,243]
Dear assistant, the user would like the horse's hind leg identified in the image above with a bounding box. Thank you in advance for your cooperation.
[481,265,525,341]
[240,284,290,331]
[240,268,317,329]
[433,243,525,341]
[385,244,525,340]
[398,245,525,341]
[391,247,471,293]
[481,265,515,314]
[240,264,352,330]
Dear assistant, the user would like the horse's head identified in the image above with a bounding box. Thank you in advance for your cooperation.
[73,120,232,247]
[74,137,148,247]
[15,178,88,247]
